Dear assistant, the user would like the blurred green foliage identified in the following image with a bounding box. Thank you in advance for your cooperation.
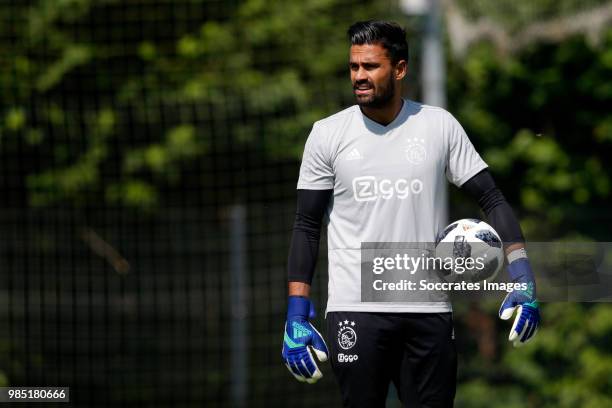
[448,32,612,241]
[456,303,612,408]
[1,0,611,406]
[456,0,610,32]
[445,4,612,406]
[1,0,389,208]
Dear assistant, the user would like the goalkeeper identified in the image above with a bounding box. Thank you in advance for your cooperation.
[282,20,540,407]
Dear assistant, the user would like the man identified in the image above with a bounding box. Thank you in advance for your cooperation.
[281,21,540,407]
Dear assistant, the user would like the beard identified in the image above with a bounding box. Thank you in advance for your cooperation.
[353,73,395,109]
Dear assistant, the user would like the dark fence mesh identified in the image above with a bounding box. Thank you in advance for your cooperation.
[5,1,612,407]
[0,0,388,406]
[0,201,335,407]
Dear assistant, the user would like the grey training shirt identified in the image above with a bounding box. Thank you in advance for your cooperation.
[297,99,488,313]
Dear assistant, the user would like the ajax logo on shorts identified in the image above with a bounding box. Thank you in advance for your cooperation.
[337,320,357,349]
[337,320,358,363]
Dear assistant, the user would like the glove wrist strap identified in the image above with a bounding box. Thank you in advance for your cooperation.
[507,247,527,264]
[507,257,533,281]
[287,296,310,320]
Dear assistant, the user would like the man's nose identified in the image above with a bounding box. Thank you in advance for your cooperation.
[355,67,368,82]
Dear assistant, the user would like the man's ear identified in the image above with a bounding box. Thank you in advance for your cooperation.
[395,60,407,81]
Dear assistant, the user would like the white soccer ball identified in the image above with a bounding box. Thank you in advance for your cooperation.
[434,218,504,283]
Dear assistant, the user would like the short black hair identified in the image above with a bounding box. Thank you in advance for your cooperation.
[347,20,409,64]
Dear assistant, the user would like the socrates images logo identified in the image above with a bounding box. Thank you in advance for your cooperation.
[337,320,357,350]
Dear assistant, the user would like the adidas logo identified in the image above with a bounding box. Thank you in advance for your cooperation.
[292,322,311,339]
[345,148,362,161]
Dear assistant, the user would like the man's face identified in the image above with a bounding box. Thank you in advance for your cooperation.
[349,43,399,108]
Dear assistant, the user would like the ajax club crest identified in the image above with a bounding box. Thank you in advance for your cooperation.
[405,137,427,165]
[337,320,357,350]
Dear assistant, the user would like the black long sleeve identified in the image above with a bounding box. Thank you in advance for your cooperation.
[461,170,524,244]
[287,189,333,284]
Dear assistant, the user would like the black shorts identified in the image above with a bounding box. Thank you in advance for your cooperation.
[326,311,456,408]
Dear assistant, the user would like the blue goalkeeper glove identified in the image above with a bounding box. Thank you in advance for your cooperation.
[282,296,328,383]
[499,257,541,347]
